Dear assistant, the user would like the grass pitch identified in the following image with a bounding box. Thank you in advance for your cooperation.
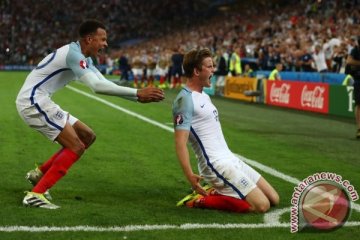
[0,71,359,240]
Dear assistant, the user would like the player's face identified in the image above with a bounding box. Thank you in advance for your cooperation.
[199,57,215,88]
[88,28,108,57]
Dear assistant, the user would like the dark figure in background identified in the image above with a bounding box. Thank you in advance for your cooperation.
[346,37,360,139]
[119,53,130,82]
[170,47,184,88]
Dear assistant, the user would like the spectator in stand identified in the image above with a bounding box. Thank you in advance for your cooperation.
[312,45,328,73]
[268,45,282,70]
[293,45,304,72]
[2,0,360,74]
[257,49,269,71]
[299,47,314,72]
[331,45,346,73]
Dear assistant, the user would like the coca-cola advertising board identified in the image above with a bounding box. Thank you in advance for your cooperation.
[266,80,329,113]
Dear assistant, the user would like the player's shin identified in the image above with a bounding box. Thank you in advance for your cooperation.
[39,148,64,174]
[197,195,251,213]
[32,148,80,193]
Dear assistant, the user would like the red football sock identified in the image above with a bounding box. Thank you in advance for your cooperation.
[159,76,165,84]
[32,148,80,194]
[198,195,251,213]
[172,77,179,87]
[177,77,182,87]
[39,148,64,174]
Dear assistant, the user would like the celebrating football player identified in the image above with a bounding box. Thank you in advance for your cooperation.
[16,19,164,209]
[173,48,279,213]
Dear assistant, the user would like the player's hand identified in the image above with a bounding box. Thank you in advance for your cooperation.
[137,87,164,103]
[189,174,208,196]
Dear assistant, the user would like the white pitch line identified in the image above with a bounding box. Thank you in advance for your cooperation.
[0,223,289,232]
[264,207,290,224]
[1,221,359,232]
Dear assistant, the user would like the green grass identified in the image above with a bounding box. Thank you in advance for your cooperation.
[0,71,359,239]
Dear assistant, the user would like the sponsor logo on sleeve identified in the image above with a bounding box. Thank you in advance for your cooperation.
[174,114,184,126]
[79,60,88,69]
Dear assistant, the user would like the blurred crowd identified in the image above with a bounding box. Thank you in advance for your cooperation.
[1,0,360,81]
[0,0,208,65]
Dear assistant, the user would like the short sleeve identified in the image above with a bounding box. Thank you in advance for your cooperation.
[172,92,194,131]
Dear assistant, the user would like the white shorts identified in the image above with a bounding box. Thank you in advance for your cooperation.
[16,99,78,141]
[155,67,168,76]
[146,68,155,77]
[200,155,261,199]
[132,68,143,77]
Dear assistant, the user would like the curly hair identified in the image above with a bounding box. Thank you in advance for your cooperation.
[78,19,106,38]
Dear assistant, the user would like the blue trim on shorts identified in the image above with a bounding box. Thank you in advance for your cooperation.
[30,68,70,105]
[35,51,57,70]
[34,103,63,131]
[190,127,245,199]
[29,68,70,131]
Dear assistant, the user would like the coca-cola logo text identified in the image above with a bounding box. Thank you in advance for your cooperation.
[301,85,325,109]
[270,83,291,104]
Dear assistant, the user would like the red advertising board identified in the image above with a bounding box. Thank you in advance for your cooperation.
[265,80,329,113]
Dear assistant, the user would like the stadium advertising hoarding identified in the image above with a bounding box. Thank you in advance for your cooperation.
[329,85,354,118]
[224,77,258,102]
[265,80,329,114]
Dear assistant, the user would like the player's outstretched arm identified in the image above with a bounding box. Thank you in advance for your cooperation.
[78,72,164,102]
[136,87,165,103]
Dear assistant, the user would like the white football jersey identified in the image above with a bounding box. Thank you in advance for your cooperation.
[16,41,101,107]
[173,87,260,199]
[173,87,234,167]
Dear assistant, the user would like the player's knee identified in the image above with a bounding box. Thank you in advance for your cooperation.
[73,123,96,148]
[85,131,96,148]
[71,140,86,156]
[249,197,270,213]
[254,201,270,213]
[271,193,280,206]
